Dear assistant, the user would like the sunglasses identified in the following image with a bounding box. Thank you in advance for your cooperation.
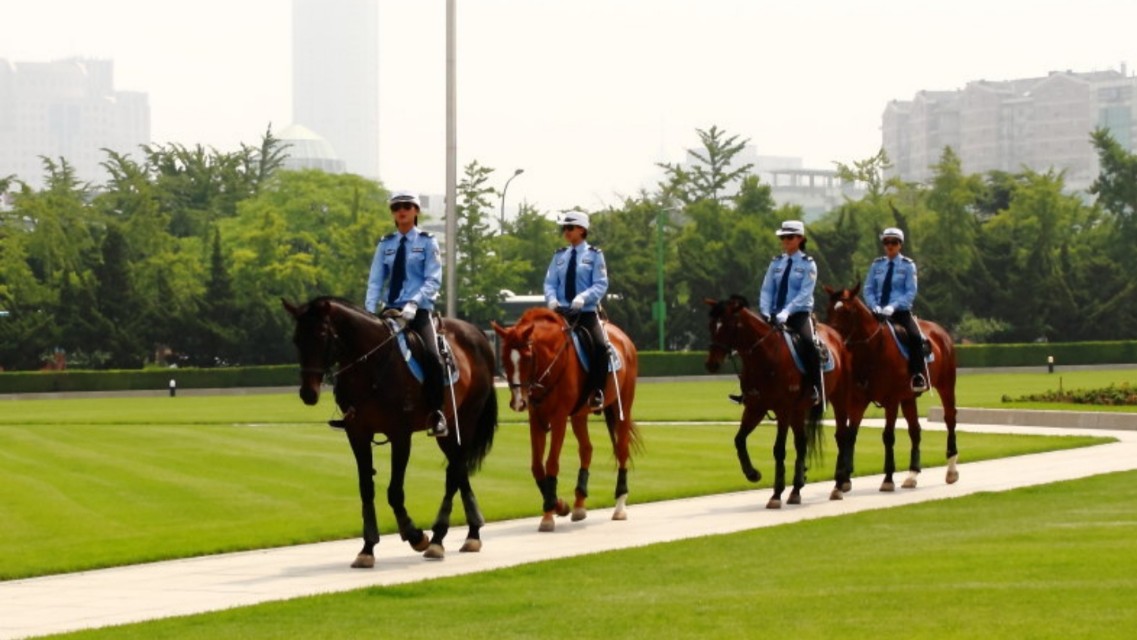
[391,202,416,212]
[882,239,901,246]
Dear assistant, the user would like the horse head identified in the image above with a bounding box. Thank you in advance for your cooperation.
[824,283,875,341]
[283,297,338,406]
[705,294,764,373]
[492,319,536,412]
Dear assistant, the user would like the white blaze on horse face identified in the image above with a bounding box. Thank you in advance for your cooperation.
[508,348,525,410]
[835,301,844,310]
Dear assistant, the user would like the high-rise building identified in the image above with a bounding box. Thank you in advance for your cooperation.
[0,58,149,188]
[883,68,1137,191]
[292,0,379,180]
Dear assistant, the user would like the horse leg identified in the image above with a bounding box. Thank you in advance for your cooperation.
[900,398,922,489]
[880,404,898,492]
[532,415,570,532]
[938,369,961,484]
[570,412,592,521]
[735,403,764,483]
[387,433,429,552]
[457,472,486,553]
[788,416,808,505]
[833,399,867,497]
[424,458,461,560]
[609,405,632,521]
[767,418,789,509]
[347,432,381,569]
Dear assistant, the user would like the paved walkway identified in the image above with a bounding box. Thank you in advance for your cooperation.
[3,420,1136,640]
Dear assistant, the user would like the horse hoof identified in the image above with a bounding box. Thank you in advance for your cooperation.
[745,469,761,483]
[766,498,782,509]
[538,515,555,532]
[611,494,628,520]
[555,499,571,518]
[788,493,801,505]
[880,482,895,492]
[611,509,627,521]
[946,469,960,484]
[901,478,918,489]
[840,481,852,493]
[411,532,431,552]
[829,488,844,501]
[459,538,482,553]
[423,543,445,560]
[351,553,375,569]
[572,507,587,521]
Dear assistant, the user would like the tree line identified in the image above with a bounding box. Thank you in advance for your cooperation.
[2,125,1135,370]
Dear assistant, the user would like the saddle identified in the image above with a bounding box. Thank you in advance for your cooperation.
[783,331,834,374]
[886,319,932,361]
[380,313,459,385]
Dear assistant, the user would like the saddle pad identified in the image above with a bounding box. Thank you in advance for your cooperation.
[389,322,459,386]
[885,322,935,363]
[781,332,836,375]
[570,330,623,374]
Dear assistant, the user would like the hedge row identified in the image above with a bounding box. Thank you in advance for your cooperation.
[2,341,1135,394]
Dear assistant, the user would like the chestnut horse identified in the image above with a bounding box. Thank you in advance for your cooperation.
[824,285,959,491]
[705,295,854,506]
[283,297,498,567]
[492,307,639,532]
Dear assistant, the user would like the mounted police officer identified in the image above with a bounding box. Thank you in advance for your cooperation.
[364,191,448,437]
[759,220,822,405]
[543,211,610,411]
[863,227,927,392]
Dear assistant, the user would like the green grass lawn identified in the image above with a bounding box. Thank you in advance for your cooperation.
[0,371,1121,580]
[51,469,1137,640]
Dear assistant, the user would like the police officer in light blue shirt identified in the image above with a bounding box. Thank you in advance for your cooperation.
[364,191,448,437]
[543,211,610,410]
[759,220,822,404]
[863,227,926,392]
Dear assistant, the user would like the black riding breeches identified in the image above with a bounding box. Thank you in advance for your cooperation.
[786,311,820,391]
[410,309,444,411]
[891,310,923,375]
[577,311,609,395]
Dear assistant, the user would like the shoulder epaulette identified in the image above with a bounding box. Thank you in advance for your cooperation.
[419,231,434,238]
[872,256,888,263]
[555,246,569,254]
[381,232,397,241]
[588,245,602,253]
[801,254,814,262]
[770,254,781,262]
[900,256,914,263]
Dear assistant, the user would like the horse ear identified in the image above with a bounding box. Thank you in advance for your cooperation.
[851,282,861,296]
[282,298,300,318]
[823,284,834,295]
[491,321,509,338]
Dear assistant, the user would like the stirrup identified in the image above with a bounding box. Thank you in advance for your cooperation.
[426,411,448,438]
[728,393,743,405]
[328,419,347,431]
[590,389,605,411]
[911,374,928,392]
[809,386,821,406]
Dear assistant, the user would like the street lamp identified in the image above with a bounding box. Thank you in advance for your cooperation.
[499,168,525,234]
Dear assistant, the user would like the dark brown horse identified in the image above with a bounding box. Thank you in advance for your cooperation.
[492,308,639,532]
[824,285,959,491]
[283,297,498,567]
[705,295,854,506]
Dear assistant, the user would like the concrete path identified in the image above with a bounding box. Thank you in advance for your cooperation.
[3,420,1136,640]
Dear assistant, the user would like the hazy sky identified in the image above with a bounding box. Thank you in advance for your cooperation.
[4,0,1135,214]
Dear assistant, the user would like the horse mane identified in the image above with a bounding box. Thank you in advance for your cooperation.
[708,294,750,319]
[518,306,564,326]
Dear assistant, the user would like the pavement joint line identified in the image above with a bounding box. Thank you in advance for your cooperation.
[1,420,1135,639]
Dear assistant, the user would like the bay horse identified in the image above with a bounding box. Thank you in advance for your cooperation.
[283,296,498,567]
[824,284,959,491]
[705,295,855,506]
[492,307,639,532]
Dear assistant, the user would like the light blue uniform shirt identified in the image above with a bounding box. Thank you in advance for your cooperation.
[863,254,917,310]
[758,252,817,318]
[365,227,442,313]
[543,242,608,312]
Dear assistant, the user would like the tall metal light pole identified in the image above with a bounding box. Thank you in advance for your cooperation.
[444,0,458,318]
[499,168,525,234]
[653,205,668,351]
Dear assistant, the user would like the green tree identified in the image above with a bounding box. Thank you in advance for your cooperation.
[658,125,754,205]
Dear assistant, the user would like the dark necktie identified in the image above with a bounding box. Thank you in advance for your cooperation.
[387,235,407,305]
[564,248,577,301]
[774,257,792,312]
[879,259,894,307]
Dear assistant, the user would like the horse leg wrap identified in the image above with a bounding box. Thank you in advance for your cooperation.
[576,468,590,498]
[537,476,558,513]
[615,468,629,499]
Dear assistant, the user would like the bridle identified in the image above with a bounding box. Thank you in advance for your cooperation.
[300,311,401,381]
[507,320,575,403]
[832,298,884,348]
[710,309,780,360]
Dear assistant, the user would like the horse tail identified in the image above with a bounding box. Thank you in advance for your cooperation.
[805,401,825,466]
[462,330,499,476]
[603,407,644,459]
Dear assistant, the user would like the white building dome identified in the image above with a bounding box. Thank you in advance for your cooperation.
[277,123,347,174]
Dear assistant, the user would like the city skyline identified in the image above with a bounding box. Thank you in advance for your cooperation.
[3,0,1135,214]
